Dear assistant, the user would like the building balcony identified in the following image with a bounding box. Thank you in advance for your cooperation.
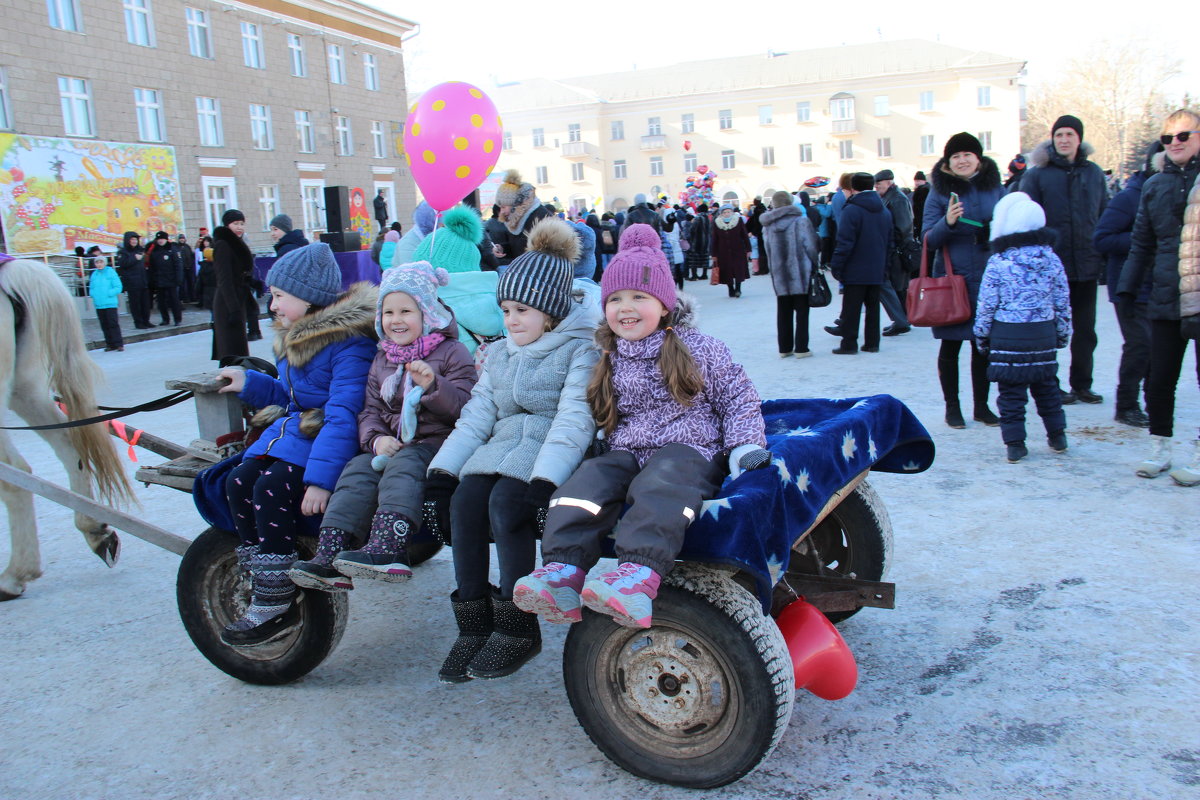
[831,119,858,135]
[640,134,668,151]
[561,141,598,160]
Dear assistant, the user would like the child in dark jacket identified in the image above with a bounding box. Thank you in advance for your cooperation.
[974,192,1072,463]
[216,244,377,645]
[514,224,771,631]
[288,261,477,591]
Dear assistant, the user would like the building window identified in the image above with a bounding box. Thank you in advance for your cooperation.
[185,8,211,57]
[202,177,236,232]
[838,140,853,160]
[287,33,306,77]
[327,44,345,85]
[568,123,581,143]
[370,121,385,158]
[363,53,379,91]
[877,138,892,158]
[799,143,813,163]
[874,95,889,116]
[300,179,325,233]
[831,96,854,120]
[124,0,155,47]
[681,113,694,134]
[335,115,352,155]
[977,86,991,107]
[977,130,993,151]
[532,127,545,148]
[249,104,272,150]
[502,131,512,150]
[610,120,624,140]
[534,166,548,185]
[796,101,811,123]
[240,22,264,69]
[758,105,773,125]
[295,110,314,153]
[684,153,697,173]
[195,96,222,146]
[919,90,934,112]
[0,68,11,130]
[613,160,627,180]
[571,162,584,181]
[258,184,279,231]
[134,88,164,142]
[647,116,661,136]
[650,156,663,176]
[761,146,775,166]
[58,76,94,137]
[920,134,935,156]
[718,109,733,130]
[721,150,735,169]
[48,0,82,32]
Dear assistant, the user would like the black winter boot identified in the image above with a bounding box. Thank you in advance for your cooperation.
[938,354,965,429]
[439,591,494,684]
[465,592,542,679]
[971,348,999,426]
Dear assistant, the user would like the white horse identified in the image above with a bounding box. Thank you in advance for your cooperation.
[0,256,133,599]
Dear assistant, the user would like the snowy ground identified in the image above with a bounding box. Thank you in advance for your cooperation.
[2,275,1198,800]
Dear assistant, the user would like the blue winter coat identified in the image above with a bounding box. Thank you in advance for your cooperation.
[975,229,1072,343]
[831,190,891,285]
[1017,141,1108,282]
[88,264,123,310]
[238,283,378,492]
[274,228,309,257]
[922,157,1005,340]
[1093,170,1152,303]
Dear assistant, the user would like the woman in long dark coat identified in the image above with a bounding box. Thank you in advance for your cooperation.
[710,204,751,297]
[685,204,711,280]
[211,209,252,361]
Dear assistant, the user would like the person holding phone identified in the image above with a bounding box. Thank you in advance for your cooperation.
[921,132,1006,429]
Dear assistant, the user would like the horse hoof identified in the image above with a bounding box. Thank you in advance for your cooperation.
[0,587,23,602]
[94,529,121,568]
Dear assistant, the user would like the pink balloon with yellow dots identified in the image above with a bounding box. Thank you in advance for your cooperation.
[404,81,503,211]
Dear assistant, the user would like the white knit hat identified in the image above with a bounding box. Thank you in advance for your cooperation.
[990,192,1046,240]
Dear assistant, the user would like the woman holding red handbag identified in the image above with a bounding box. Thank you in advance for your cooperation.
[921,133,1006,428]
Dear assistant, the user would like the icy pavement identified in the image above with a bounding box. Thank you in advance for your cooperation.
[2,275,1197,799]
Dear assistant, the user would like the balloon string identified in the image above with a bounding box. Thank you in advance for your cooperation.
[427,209,442,254]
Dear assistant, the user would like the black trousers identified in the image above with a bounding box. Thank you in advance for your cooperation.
[155,286,182,325]
[997,376,1066,445]
[776,294,811,354]
[244,288,261,337]
[1066,280,1098,392]
[126,288,152,327]
[450,474,539,601]
[1146,318,1200,438]
[181,265,197,303]
[541,444,725,578]
[95,307,123,349]
[321,444,436,539]
[226,457,307,555]
[1114,302,1152,412]
[838,284,881,351]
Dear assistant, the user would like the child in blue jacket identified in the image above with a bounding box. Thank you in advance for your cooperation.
[87,246,124,351]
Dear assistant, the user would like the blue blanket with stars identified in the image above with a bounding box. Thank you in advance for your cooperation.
[674,395,934,612]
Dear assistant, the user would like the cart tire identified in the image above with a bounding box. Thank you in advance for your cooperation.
[792,479,893,624]
[563,563,795,789]
[177,527,348,686]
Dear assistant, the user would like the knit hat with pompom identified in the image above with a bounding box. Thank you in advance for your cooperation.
[411,204,482,273]
[496,218,578,320]
[600,223,676,312]
[377,260,452,337]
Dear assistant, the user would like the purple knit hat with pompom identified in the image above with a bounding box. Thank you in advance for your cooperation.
[376,260,451,338]
[600,223,676,311]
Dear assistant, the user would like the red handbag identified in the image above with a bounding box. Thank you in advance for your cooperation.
[906,235,971,327]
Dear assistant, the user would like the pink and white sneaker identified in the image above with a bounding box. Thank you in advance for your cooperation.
[581,562,661,628]
[513,562,585,624]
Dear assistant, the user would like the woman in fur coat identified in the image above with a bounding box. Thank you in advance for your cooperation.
[710,204,751,297]
[211,209,254,361]
[761,190,820,356]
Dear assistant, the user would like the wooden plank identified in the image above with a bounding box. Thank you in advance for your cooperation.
[0,461,191,556]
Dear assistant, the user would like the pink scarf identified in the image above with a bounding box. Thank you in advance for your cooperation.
[378,332,445,404]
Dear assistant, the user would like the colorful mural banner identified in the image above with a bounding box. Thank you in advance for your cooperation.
[348,186,372,247]
[0,133,184,254]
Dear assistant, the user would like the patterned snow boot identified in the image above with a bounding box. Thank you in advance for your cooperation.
[333,511,413,582]
[290,526,354,592]
[221,551,299,646]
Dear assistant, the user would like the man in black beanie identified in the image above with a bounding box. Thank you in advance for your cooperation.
[1017,113,1108,404]
[830,172,891,354]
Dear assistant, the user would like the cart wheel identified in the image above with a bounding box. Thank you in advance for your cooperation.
[790,479,893,624]
[563,563,794,789]
[177,527,348,686]
[406,532,443,566]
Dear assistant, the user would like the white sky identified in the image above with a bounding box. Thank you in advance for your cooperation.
[372,0,1196,98]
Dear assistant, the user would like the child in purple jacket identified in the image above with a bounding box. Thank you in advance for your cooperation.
[514,224,770,629]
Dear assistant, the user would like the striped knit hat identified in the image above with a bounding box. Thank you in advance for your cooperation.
[496,218,579,320]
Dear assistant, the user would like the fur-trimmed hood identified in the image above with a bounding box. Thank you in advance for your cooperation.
[930,155,1002,196]
[1029,139,1096,169]
[273,281,378,367]
[990,227,1058,254]
[504,192,543,235]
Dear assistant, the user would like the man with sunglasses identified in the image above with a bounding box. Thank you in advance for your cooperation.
[1017,114,1108,405]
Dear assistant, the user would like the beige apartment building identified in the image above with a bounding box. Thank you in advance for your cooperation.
[0,0,415,252]
[486,40,1026,214]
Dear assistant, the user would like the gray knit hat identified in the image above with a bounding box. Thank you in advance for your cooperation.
[266,242,342,306]
[496,218,578,320]
[269,214,293,232]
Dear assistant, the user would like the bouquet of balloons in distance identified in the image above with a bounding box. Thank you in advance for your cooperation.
[679,165,717,208]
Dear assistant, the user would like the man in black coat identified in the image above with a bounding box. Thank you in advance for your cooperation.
[620,193,662,233]
[175,234,196,304]
[147,230,183,325]
[1018,114,1109,404]
[874,170,914,336]
[373,189,389,232]
[115,230,153,328]
[911,171,930,241]
[830,173,892,354]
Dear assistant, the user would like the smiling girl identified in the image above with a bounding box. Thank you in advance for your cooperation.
[514,224,769,631]
[427,219,600,682]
